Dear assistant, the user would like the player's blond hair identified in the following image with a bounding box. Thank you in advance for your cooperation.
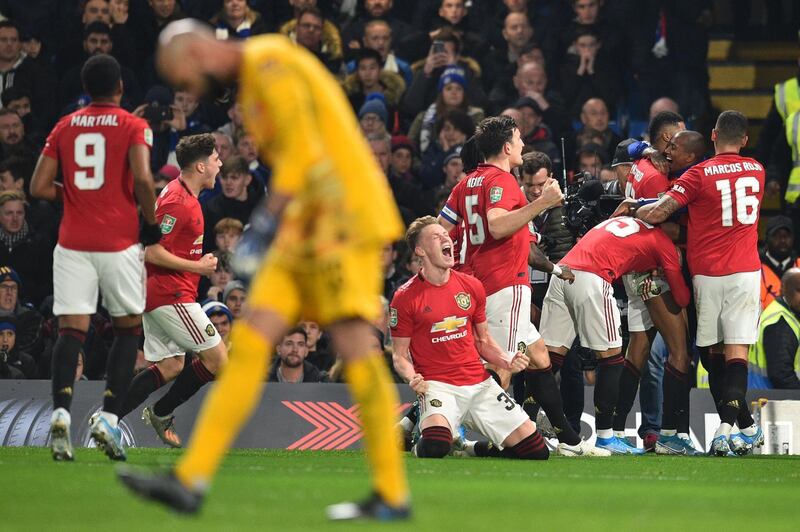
[405,216,438,253]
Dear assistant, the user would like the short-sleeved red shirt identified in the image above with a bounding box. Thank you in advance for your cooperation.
[441,164,529,296]
[626,158,671,200]
[145,179,204,311]
[665,153,765,276]
[42,103,152,251]
[390,270,490,386]
[562,217,690,308]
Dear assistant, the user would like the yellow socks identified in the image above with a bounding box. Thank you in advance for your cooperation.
[344,353,409,507]
[175,321,272,490]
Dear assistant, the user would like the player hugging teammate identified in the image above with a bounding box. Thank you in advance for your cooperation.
[397,110,767,457]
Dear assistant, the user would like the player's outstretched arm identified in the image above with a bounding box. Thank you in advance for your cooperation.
[29,155,62,202]
[130,144,158,226]
[635,195,681,225]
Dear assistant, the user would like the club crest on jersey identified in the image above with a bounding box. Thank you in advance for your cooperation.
[389,307,398,328]
[160,214,177,234]
[429,399,442,408]
[489,186,503,203]
[455,292,471,310]
[206,324,216,337]
[430,316,467,334]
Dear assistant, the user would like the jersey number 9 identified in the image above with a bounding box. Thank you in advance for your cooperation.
[73,132,106,190]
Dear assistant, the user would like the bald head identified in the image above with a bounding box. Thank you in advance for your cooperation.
[677,130,706,159]
[649,97,679,120]
[783,267,800,312]
[665,130,706,172]
[784,268,800,293]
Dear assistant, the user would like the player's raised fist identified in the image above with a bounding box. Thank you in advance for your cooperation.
[509,353,529,374]
[540,178,563,208]
[195,253,218,277]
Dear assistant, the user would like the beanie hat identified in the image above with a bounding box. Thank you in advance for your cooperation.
[358,97,388,124]
[438,66,467,92]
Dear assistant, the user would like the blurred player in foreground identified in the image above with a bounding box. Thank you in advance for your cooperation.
[118,21,409,520]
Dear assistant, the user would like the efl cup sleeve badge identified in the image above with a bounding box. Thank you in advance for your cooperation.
[160,214,177,234]
[144,127,154,147]
[489,186,503,203]
[389,307,398,328]
[455,292,471,310]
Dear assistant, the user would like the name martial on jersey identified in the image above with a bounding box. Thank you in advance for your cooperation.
[69,114,120,127]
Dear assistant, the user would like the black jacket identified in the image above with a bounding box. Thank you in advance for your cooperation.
[201,186,264,252]
[268,361,328,383]
[763,300,800,389]
[0,227,54,308]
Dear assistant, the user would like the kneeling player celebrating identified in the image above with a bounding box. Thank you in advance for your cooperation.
[390,217,548,460]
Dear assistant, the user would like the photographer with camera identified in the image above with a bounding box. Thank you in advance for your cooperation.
[133,85,185,171]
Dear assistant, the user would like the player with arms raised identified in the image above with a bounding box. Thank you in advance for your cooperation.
[115,134,228,448]
[628,110,766,455]
[391,217,547,461]
[30,54,160,461]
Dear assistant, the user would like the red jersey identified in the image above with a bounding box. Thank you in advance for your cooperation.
[42,103,152,252]
[562,217,690,307]
[665,153,764,276]
[441,164,529,296]
[390,269,490,386]
[145,179,204,311]
[626,158,670,199]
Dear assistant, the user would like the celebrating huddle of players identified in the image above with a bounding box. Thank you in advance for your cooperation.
[393,109,765,458]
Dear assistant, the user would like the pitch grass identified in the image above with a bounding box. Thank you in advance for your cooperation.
[0,448,798,532]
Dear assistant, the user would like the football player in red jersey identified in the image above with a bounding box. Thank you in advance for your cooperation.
[30,54,160,461]
[438,116,601,456]
[115,134,228,448]
[391,216,548,460]
[629,110,766,456]
[539,215,690,455]
[613,117,708,456]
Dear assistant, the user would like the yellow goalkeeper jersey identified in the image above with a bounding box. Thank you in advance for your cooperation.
[238,35,403,259]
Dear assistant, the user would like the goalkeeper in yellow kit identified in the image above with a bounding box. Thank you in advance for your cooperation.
[117,20,410,521]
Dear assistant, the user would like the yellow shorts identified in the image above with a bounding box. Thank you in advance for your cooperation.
[247,244,385,327]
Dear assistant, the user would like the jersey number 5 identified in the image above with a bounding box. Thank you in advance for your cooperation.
[595,217,640,237]
[465,194,486,245]
[715,177,759,227]
[73,133,106,190]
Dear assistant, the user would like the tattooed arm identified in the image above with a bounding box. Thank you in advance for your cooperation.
[635,195,682,225]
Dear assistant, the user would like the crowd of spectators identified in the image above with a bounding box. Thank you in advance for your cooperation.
[0,0,797,388]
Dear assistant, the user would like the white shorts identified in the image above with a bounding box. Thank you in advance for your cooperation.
[622,273,670,333]
[53,244,145,317]
[143,303,222,361]
[693,271,760,347]
[486,284,541,355]
[418,377,529,447]
[540,269,622,352]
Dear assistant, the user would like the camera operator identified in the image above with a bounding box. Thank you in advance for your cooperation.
[132,85,185,170]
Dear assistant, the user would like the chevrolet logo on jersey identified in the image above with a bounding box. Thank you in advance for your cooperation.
[430,316,467,334]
